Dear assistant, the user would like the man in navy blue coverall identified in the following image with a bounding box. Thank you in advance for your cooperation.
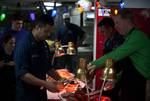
[0,13,28,45]
[55,14,85,74]
[14,15,62,101]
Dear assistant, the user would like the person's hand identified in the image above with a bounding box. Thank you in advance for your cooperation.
[61,92,74,98]
[44,80,64,93]
[61,92,78,101]
[87,63,96,76]
[0,61,5,68]
[103,80,116,91]
[5,61,15,66]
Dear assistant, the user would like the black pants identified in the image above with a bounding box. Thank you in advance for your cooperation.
[0,69,16,101]
[120,58,146,101]
[102,59,125,101]
[102,81,121,101]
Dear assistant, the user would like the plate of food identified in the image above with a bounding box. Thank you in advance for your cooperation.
[56,69,74,80]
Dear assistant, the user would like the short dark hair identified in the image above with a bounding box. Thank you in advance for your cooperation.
[36,14,54,27]
[12,12,23,21]
[2,34,14,44]
[118,8,133,20]
[98,17,115,28]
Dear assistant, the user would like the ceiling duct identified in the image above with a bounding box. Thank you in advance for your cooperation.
[105,0,121,2]
[104,0,121,6]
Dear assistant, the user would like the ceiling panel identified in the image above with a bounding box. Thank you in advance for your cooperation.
[0,0,78,7]
[1,0,150,10]
[0,0,78,11]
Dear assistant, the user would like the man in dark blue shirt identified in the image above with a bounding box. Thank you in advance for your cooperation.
[97,17,125,101]
[14,15,62,101]
[0,13,29,45]
[56,21,84,46]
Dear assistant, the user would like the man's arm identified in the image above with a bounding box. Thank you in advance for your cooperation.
[0,60,4,68]
[20,73,47,87]
[91,31,143,68]
[20,73,59,92]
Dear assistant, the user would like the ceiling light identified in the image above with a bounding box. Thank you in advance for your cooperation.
[120,2,125,8]
[46,7,53,10]
[77,0,92,11]
[44,2,62,7]
[36,6,54,10]
[91,6,95,10]
[36,6,40,9]
[30,12,35,21]
[0,13,6,21]
[51,9,57,17]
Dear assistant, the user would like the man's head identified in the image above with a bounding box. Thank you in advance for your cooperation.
[32,14,54,41]
[112,9,134,35]
[63,13,70,25]
[64,18,70,25]
[98,17,115,38]
[11,13,23,32]
[2,34,15,52]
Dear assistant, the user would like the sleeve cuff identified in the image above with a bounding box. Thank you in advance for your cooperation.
[16,66,29,79]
